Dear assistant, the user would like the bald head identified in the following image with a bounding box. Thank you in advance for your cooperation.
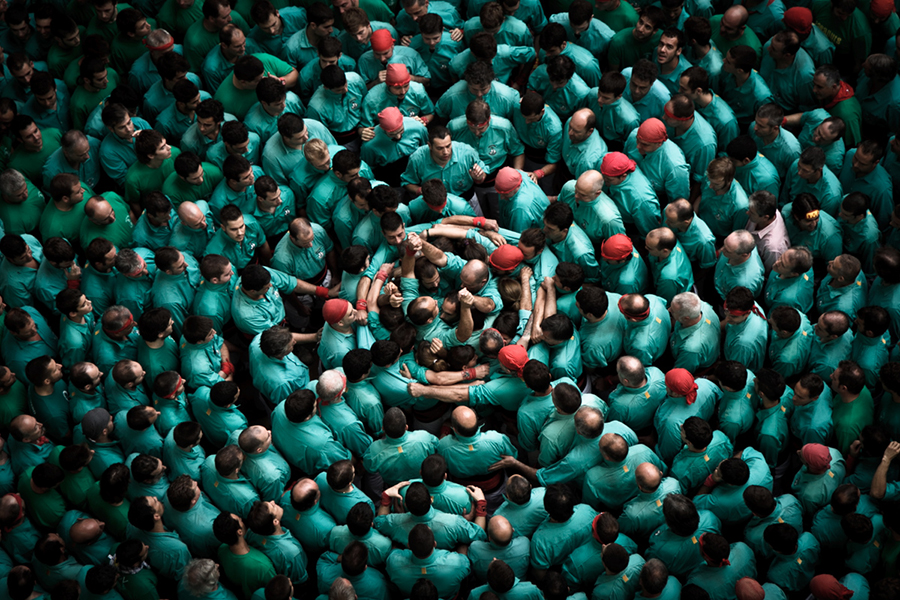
[238,425,269,453]
[600,433,628,462]
[460,260,489,292]
[616,356,646,387]
[177,202,207,229]
[487,516,513,546]
[723,5,748,28]
[69,518,104,544]
[635,462,662,492]
[291,478,319,505]
[571,108,593,129]
[451,406,478,436]
[574,405,604,438]
[575,170,604,198]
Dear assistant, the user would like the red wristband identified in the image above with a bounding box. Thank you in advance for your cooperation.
[381,492,392,507]
[463,367,477,381]
[375,270,388,282]
[315,286,329,299]
[356,300,368,310]
[475,500,487,517]
[703,474,716,488]
[473,217,486,227]
[405,245,417,257]
[66,279,81,289]
[534,169,545,179]
[781,117,788,127]
[221,360,234,376]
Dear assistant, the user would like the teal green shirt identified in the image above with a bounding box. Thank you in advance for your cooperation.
[766,531,820,591]
[750,128,801,181]
[306,72,367,134]
[624,132,690,202]
[655,379,721,464]
[724,308,768,372]
[271,402,350,473]
[608,366,667,431]
[386,548,471,599]
[601,251,649,295]
[620,478,683,540]
[435,79,521,121]
[530,503,598,569]
[401,141,486,197]
[671,302,720,373]
[623,294,671,366]
[714,247,766,298]
[647,510,721,577]
[746,494,803,558]
[375,506,487,549]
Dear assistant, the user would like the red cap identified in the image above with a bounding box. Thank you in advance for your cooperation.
[665,368,698,404]
[488,244,524,272]
[600,233,633,261]
[871,0,894,18]
[495,167,523,194]
[810,575,855,600]
[371,29,394,52]
[386,63,410,86]
[498,345,528,377]
[783,7,813,36]
[378,107,404,133]
[637,118,667,144]
[600,152,636,177]
[323,299,350,325]
[801,443,832,474]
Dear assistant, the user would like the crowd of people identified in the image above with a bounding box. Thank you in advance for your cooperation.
[2,0,900,599]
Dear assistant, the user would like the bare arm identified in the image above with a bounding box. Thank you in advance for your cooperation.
[489,456,539,485]
[872,442,900,500]
[519,267,533,312]
[418,236,448,268]
[542,277,557,318]
[456,289,475,342]
[408,381,472,403]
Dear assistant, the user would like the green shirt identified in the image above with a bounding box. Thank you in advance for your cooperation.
[19,466,66,530]
[531,503,598,569]
[832,387,875,456]
[655,380,721,464]
[714,247,766,299]
[386,549,471,599]
[183,11,250,71]
[647,241,694,303]
[0,180,45,235]
[375,506,487,550]
[723,309,769,372]
[125,147,181,206]
[670,302,720,373]
[620,478,683,540]
[271,402,350,474]
[401,141,486,197]
[328,526,394,568]
[217,544,276,599]
[624,133,690,202]
[162,492,222,557]
[604,166,660,236]
[7,129,62,185]
[623,294,671,366]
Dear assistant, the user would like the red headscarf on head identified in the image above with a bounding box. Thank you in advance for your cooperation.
[495,167,523,194]
[371,29,394,52]
[801,443,832,474]
[600,152,636,177]
[810,575,855,600]
[782,7,813,35]
[637,118,668,143]
[870,0,895,19]
[498,345,528,377]
[591,513,606,544]
[323,299,350,325]
[378,107,404,133]
[488,244,524,272]
[601,234,633,261]
[665,368,698,404]
[386,63,410,86]
[735,578,766,600]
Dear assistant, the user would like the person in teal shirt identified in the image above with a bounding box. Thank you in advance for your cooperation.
[583,438,665,510]
[363,408,439,486]
[754,370,790,468]
[385,525,471,599]
[760,30,818,112]
[1,307,59,382]
[619,463,683,541]
[262,115,336,186]
[191,381,247,450]
[669,292,720,373]
[620,293,671,366]
[248,327,310,405]
[607,359,666,431]
[401,126,487,198]
[816,254,867,320]
[271,390,351,474]
[180,321,228,391]
[278,479,337,555]
[562,109,609,179]
[305,66,367,139]
[543,206,598,283]
[727,136,782,197]
[646,496,721,578]
[600,154,659,237]
[719,45,774,127]
[410,20,462,92]
[557,171,624,247]
[838,142,894,227]
[693,447,773,524]
[435,61,521,121]
[160,417,206,483]
[199,447,260,518]
[838,193,880,278]
[645,228,693,303]
[528,57,592,121]
[686,538,757,600]
[231,265,306,337]
[204,207,269,271]
[670,417,734,494]
[779,151,843,217]
[399,0,463,37]
[606,11,664,71]
[623,122,690,203]
[764,526,820,593]
[749,104,802,181]
[585,72,641,146]
[714,231,766,300]
[783,198,843,265]
[55,289,95,372]
[448,108,525,179]
[722,288,768,372]
[655,373,720,464]
[450,35,535,86]
[663,98,717,187]
[663,199,718,271]
[808,309,854,384]
[850,306,892,389]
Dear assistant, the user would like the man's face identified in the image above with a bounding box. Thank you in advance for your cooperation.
[227,137,250,156]
[522,108,544,124]
[753,117,777,140]
[327,82,348,95]
[657,35,681,64]
[812,122,838,145]
[349,24,372,45]
[168,252,187,275]
[197,116,218,138]
[58,28,81,48]
[629,15,654,41]
[383,225,406,247]
[518,242,537,261]
[318,53,340,69]
[67,140,91,165]
[422,31,442,50]
[87,69,109,90]
[386,123,405,140]
[182,93,202,114]
[226,31,247,58]
[35,17,52,39]
[333,0,354,12]
[677,75,700,101]
[405,0,429,20]
[421,269,440,291]
[259,188,283,210]
[236,168,255,188]
[337,167,361,183]
[90,201,116,226]
[387,82,409,101]
[134,19,151,38]
[630,76,652,102]
[826,256,842,280]
[797,211,819,232]
[768,38,787,61]
[95,1,116,22]
[310,153,330,172]
[10,61,34,87]
[148,209,171,227]
[185,166,205,186]
[34,87,57,111]
[292,227,315,249]
[374,46,394,64]
[429,135,453,163]
[772,252,793,276]
[467,81,491,99]
[838,204,861,224]
[746,202,766,226]
[596,91,618,107]
[707,174,727,194]
[813,315,832,341]
[852,149,878,177]
[543,220,566,243]
[15,317,38,339]
[635,136,661,157]
[719,13,743,39]
[109,114,135,141]
[796,160,817,181]
[646,239,665,258]
[97,247,117,271]
[4,182,29,204]
[258,12,282,37]
[792,383,816,406]
[9,19,31,42]
[212,3,233,29]
[721,239,740,262]
[812,73,837,102]
[311,19,334,37]
[154,139,172,162]
[467,117,490,138]
[567,117,591,143]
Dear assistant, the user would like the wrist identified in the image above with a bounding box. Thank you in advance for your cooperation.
[473,217,486,228]
[405,245,417,257]
[315,286,329,299]
[375,271,388,282]
[534,169,545,179]
[474,500,487,517]
[355,300,368,311]
[381,492,392,507]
